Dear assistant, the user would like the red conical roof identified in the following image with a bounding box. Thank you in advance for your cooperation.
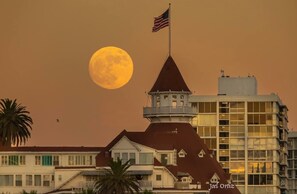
[149,56,191,93]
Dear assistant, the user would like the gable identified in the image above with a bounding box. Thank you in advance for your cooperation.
[198,149,206,158]
[109,136,139,151]
[210,173,220,183]
[178,149,187,158]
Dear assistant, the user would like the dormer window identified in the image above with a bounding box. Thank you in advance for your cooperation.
[161,154,169,165]
[180,95,184,99]
[181,177,191,183]
[178,149,187,158]
[210,173,220,184]
[198,149,206,158]
[164,95,168,100]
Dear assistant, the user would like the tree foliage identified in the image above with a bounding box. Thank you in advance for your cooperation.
[0,98,33,146]
[94,158,140,194]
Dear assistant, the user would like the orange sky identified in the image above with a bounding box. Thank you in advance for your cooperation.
[1,0,297,146]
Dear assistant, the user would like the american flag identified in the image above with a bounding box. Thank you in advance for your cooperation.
[152,9,169,32]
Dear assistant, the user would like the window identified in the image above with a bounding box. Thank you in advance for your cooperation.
[9,155,19,165]
[156,174,162,181]
[89,155,93,165]
[230,162,245,174]
[43,175,50,186]
[172,100,177,108]
[1,155,8,165]
[248,126,273,137]
[248,174,273,185]
[288,170,293,178]
[198,126,216,137]
[161,154,168,165]
[248,162,273,173]
[248,114,273,125]
[53,155,59,166]
[42,155,52,166]
[68,155,86,165]
[114,153,120,161]
[35,156,41,165]
[156,95,160,107]
[75,155,86,165]
[34,175,41,186]
[231,174,245,185]
[58,175,62,181]
[203,138,217,150]
[180,100,184,106]
[139,153,153,164]
[26,175,33,186]
[15,175,22,186]
[199,102,217,113]
[68,156,75,165]
[19,155,26,165]
[156,101,160,107]
[230,102,245,113]
[248,102,273,113]
[129,153,136,165]
[230,150,245,160]
[122,153,128,164]
[0,175,13,186]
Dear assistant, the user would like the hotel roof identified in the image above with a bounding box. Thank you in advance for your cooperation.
[96,123,240,194]
[149,56,191,93]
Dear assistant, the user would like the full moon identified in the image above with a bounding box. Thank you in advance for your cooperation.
[89,46,133,89]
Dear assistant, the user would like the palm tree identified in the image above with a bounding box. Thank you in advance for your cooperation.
[94,158,140,194]
[0,98,33,147]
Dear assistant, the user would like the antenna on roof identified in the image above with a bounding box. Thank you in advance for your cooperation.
[220,69,225,77]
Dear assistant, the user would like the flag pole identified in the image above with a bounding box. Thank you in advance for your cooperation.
[169,3,171,56]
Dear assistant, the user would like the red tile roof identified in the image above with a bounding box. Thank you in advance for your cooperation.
[149,56,191,93]
[96,123,240,194]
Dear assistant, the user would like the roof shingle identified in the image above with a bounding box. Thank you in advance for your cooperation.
[96,123,240,194]
[149,56,191,93]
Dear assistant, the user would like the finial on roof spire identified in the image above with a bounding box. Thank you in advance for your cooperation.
[220,69,225,77]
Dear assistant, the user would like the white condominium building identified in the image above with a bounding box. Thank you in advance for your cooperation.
[189,75,289,194]
[288,131,297,194]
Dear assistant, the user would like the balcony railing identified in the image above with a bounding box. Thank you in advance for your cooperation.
[139,180,152,190]
[175,182,190,189]
[143,106,197,117]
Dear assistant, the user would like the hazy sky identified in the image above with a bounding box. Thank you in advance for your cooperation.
[1,0,297,146]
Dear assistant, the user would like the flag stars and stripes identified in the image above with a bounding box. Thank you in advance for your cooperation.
[152,9,169,32]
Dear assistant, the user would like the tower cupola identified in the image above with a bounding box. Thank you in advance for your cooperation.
[143,56,196,123]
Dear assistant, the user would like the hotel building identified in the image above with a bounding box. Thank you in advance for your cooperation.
[288,131,297,194]
[0,56,241,194]
[0,146,102,193]
[189,75,289,194]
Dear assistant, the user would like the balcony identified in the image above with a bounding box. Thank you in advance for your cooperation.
[175,182,190,189]
[143,106,197,118]
[139,180,152,190]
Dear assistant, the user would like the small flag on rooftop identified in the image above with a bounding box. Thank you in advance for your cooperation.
[152,9,169,32]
